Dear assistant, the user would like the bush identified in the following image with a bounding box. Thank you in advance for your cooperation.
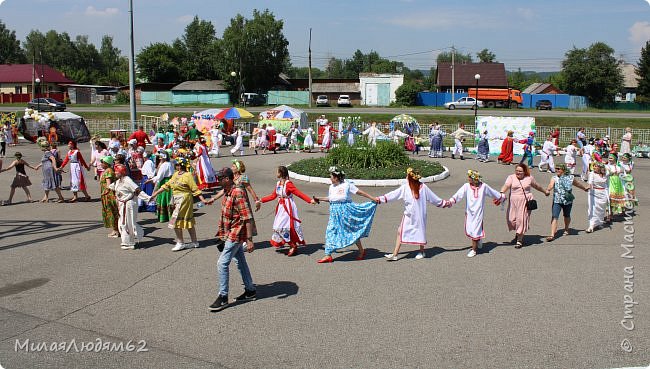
[289,141,444,179]
[395,81,424,106]
[115,91,130,104]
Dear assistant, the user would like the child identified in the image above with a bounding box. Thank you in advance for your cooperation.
[448,170,505,258]
[0,152,35,205]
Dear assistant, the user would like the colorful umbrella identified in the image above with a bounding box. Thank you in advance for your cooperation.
[273,109,300,120]
[215,107,254,120]
[390,114,417,124]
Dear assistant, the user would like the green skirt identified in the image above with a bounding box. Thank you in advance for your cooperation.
[609,175,626,214]
[156,177,173,223]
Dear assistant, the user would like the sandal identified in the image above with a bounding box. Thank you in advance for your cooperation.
[545,236,554,242]
[563,230,570,236]
[68,198,77,203]
[56,199,64,203]
[515,241,523,249]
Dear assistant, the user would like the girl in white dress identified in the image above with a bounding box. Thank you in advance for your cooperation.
[581,139,595,181]
[448,170,505,257]
[302,127,314,152]
[586,162,609,233]
[111,164,145,249]
[379,168,451,261]
[539,136,557,173]
[564,139,580,175]
[229,127,249,156]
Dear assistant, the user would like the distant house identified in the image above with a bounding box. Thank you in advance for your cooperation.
[170,80,230,105]
[288,78,361,105]
[436,62,508,93]
[118,82,177,104]
[63,84,119,104]
[522,82,564,95]
[617,63,639,102]
[359,73,404,106]
[0,64,73,104]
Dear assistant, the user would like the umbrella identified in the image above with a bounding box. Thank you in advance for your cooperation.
[273,109,300,120]
[215,107,254,120]
[390,114,417,124]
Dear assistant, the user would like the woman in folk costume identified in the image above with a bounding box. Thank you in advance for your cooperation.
[255,123,268,154]
[539,135,557,173]
[428,123,446,158]
[580,138,595,181]
[618,153,637,209]
[379,168,451,261]
[586,162,609,233]
[620,127,633,155]
[342,124,361,146]
[33,137,65,203]
[450,123,474,160]
[110,164,145,250]
[193,137,218,189]
[564,139,580,175]
[476,130,490,162]
[258,166,316,257]
[58,140,91,202]
[209,124,222,156]
[150,157,209,251]
[313,166,378,263]
[98,156,119,238]
[302,126,315,152]
[229,127,249,156]
[138,152,157,212]
[448,170,506,257]
[362,121,383,147]
[320,123,336,153]
[498,130,515,165]
[145,150,174,222]
[267,123,278,153]
[153,137,166,154]
[604,153,626,218]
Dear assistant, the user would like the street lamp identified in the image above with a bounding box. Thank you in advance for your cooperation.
[474,73,481,120]
[230,71,242,106]
[35,78,41,111]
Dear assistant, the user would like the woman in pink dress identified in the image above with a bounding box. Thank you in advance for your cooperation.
[499,163,549,248]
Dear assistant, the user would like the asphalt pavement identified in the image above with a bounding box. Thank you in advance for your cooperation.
[0,142,647,369]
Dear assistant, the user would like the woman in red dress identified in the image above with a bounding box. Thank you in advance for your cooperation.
[498,130,514,165]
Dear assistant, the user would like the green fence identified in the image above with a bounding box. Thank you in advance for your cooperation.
[267,91,309,105]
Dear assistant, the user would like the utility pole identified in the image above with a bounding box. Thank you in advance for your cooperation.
[308,28,313,108]
[128,0,137,131]
[451,46,455,103]
[31,49,35,101]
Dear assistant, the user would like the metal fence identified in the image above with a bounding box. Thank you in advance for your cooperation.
[85,119,650,148]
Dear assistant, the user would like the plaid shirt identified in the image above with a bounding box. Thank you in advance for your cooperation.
[217,186,253,242]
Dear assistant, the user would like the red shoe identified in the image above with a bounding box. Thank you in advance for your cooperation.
[355,250,366,260]
[287,247,298,257]
[317,256,333,263]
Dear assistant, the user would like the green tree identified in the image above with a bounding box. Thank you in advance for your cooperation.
[286,66,326,79]
[476,48,496,63]
[136,42,184,83]
[220,9,290,94]
[99,36,128,85]
[394,80,424,106]
[437,51,472,64]
[562,42,623,107]
[325,57,345,78]
[635,40,650,104]
[181,16,219,80]
[0,21,26,63]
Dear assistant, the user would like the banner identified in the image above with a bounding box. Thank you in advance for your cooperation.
[474,116,536,155]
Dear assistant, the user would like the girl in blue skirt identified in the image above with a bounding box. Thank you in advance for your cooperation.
[313,166,379,263]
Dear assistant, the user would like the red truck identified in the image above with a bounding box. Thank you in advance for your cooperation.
[467,88,522,108]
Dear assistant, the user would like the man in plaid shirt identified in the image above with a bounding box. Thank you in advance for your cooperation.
[209,167,256,311]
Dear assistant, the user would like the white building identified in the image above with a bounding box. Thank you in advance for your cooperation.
[359,73,404,106]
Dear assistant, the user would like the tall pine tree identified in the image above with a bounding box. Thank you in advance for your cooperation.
[636,40,650,104]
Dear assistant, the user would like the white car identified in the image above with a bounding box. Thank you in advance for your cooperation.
[337,95,352,107]
[443,97,484,110]
[316,95,329,106]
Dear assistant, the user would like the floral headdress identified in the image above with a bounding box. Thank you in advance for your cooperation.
[36,137,50,149]
[467,169,482,182]
[328,166,345,176]
[406,167,421,181]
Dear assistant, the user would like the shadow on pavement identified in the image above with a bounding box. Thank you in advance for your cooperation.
[0,219,101,251]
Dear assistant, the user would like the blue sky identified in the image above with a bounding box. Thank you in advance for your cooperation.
[2,0,650,72]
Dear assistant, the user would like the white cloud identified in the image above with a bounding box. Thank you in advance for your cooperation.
[0,0,6,6]
[384,10,500,30]
[176,15,194,24]
[84,6,119,17]
[629,21,650,44]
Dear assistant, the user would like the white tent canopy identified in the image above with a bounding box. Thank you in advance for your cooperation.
[259,105,308,128]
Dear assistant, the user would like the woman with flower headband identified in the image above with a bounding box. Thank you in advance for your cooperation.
[448,170,505,258]
[255,165,316,257]
[58,140,91,203]
[144,150,174,223]
[313,166,378,263]
[150,156,209,251]
[33,137,65,203]
[110,164,145,250]
[604,153,626,219]
[586,161,609,233]
[379,167,451,261]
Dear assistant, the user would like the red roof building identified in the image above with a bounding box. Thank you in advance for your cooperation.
[0,64,73,103]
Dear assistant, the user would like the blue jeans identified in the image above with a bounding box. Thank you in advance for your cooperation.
[218,239,255,297]
[551,202,573,219]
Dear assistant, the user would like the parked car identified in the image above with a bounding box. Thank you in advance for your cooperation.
[27,98,66,112]
[316,95,329,106]
[337,94,352,107]
[535,99,552,110]
[241,92,266,106]
[443,97,483,110]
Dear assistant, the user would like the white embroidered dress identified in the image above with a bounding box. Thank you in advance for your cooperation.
[449,182,504,240]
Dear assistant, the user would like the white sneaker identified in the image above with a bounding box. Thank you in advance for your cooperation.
[585,227,593,233]
[172,242,187,251]
[467,249,477,258]
[415,252,424,260]
[384,253,398,261]
[121,245,134,250]
[477,240,483,249]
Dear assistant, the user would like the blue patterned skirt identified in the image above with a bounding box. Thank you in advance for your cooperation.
[325,201,377,255]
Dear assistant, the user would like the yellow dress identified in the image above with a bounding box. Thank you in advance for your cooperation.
[161,171,202,229]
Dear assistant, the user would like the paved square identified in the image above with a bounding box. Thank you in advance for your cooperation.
[0,142,647,368]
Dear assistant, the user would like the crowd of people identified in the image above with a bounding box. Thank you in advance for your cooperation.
[0,121,641,311]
